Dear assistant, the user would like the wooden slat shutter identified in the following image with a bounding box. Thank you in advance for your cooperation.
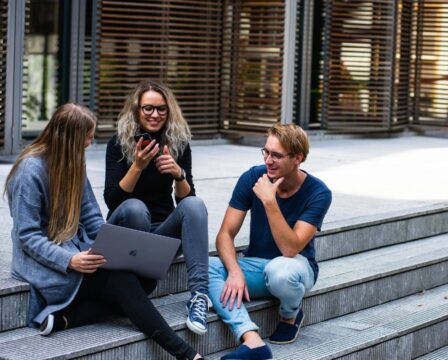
[394,0,414,127]
[94,0,223,140]
[21,0,30,131]
[292,0,303,127]
[321,0,413,131]
[220,0,286,134]
[413,0,448,126]
[0,0,7,150]
[83,3,94,108]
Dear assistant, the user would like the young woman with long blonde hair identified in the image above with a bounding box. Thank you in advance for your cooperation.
[5,103,203,360]
[104,80,210,335]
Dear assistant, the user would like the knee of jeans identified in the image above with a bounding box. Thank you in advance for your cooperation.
[116,199,151,228]
[178,196,207,217]
[264,257,307,291]
[120,199,149,217]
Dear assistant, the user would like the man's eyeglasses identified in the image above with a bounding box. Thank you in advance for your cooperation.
[261,148,294,162]
[139,104,168,116]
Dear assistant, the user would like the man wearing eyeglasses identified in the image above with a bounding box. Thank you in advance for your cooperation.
[209,124,332,360]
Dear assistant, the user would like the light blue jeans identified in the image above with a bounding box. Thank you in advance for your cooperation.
[108,197,209,294]
[208,254,315,342]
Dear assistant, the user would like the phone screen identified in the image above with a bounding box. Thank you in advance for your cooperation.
[134,133,152,147]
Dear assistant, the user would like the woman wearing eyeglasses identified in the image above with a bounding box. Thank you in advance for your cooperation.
[6,103,203,360]
[104,79,210,336]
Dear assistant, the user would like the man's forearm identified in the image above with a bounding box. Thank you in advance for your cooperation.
[263,200,304,256]
[217,233,242,274]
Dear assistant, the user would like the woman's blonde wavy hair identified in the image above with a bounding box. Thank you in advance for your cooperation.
[5,103,96,245]
[117,79,191,164]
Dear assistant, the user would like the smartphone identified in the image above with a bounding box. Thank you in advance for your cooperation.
[134,133,152,147]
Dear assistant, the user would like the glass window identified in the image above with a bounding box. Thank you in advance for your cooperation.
[22,0,60,138]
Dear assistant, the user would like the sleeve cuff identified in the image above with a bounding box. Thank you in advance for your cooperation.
[58,249,74,274]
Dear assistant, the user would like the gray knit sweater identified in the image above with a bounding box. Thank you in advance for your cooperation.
[7,156,104,326]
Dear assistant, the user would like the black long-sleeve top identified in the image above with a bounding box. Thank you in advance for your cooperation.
[104,133,196,222]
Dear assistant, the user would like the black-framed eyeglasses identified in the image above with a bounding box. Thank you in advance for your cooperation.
[139,104,168,116]
[261,147,294,162]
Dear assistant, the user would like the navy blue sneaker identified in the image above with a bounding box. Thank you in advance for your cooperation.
[220,344,272,360]
[186,291,211,335]
[268,309,305,344]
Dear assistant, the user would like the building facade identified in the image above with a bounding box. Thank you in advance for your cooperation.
[1,0,447,155]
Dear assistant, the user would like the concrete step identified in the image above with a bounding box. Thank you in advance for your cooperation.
[1,205,447,332]
[416,345,448,360]
[210,284,448,360]
[315,203,448,261]
[0,235,448,358]
[0,278,29,331]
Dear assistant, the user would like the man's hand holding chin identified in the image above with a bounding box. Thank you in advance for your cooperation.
[253,174,284,205]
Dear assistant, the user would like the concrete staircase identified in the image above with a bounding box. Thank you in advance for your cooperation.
[1,204,448,359]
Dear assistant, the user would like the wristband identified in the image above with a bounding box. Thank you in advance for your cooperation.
[174,168,186,181]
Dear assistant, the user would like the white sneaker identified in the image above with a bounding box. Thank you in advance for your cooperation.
[39,314,54,336]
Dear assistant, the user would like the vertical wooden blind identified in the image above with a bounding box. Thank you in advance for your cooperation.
[394,0,414,127]
[83,2,93,108]
[220,0,285,134]
[413,0,448,126]
[0,0,7,150]
[292,0,302,127]
[94,0,223,139]
[22,0,30,131]
[321,0,413,131]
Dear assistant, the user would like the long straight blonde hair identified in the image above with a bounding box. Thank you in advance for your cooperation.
[5,103,96,245]
[117,79,191,164]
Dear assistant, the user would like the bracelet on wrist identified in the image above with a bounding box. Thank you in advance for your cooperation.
[174,168,186,181]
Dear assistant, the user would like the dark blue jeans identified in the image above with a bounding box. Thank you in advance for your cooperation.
[108,197,209,294]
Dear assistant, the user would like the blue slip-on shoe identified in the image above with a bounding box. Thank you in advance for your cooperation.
[220,344,272,360]
[186,291,211,335]
[268,308,305,344]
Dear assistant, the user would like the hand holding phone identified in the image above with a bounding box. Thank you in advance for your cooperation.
[134,133,152,148]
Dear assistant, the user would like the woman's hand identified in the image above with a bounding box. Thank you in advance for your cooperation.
[118,138,160,193]
[69,250,106,273]
[155,145,182,178]
[134,138,160,171]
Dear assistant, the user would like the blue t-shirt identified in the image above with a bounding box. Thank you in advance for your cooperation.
[229,165,332,282]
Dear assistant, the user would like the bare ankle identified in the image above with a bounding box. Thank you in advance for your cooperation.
[241,331,265,348]
[280,317,295,325]
[61,315,68,329]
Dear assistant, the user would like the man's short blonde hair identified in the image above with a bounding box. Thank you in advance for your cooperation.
[267,124,309,162]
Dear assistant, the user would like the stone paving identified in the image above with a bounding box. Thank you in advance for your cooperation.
[1,135,448,279]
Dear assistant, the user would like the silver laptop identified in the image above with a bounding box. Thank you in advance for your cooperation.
[91,223,181,279]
